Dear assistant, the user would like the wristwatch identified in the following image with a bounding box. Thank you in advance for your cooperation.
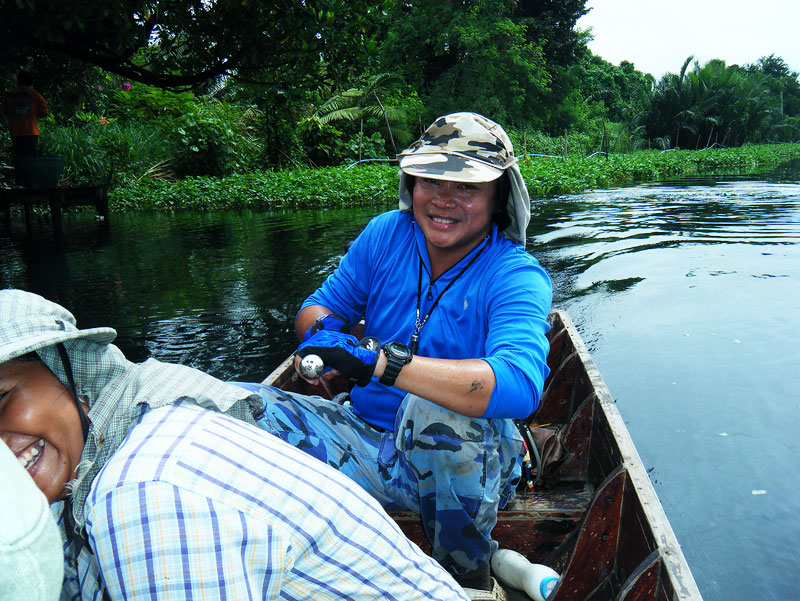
[379,341,413,386]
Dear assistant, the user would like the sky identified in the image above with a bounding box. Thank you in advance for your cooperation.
[576,1,800,80]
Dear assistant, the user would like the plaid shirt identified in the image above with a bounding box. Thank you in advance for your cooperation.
[35,345,262,534]
[55,402,467,601]
[0,290,465,599]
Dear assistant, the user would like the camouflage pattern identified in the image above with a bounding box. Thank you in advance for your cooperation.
[241,383,525,576]
[398,112,518,183]
[397,112,532,248]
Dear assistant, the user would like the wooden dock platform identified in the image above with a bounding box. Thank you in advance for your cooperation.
[0,185,108,234]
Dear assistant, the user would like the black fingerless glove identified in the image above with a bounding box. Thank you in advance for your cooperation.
[297,331,379,387]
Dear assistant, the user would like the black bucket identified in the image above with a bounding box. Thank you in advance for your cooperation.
[13,155,64,189]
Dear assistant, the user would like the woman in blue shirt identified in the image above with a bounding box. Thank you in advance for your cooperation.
[253,112,553,598]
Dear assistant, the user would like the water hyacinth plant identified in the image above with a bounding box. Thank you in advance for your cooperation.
[108,143,800,211]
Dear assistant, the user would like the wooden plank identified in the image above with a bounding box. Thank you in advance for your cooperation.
[558,395,594,479]
[615,550,661,601]
[549,467,626,601]
[0,186,108,235]
[588,396,624,487]
[616,479,658,588]
[535,350,579,424]
[545,319,569,372]
[261,354,296,388]
[390,479,592,564]
[554,311,702,600]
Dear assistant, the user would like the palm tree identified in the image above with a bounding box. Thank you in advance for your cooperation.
[641,56,695,148]
[316,73,408,160]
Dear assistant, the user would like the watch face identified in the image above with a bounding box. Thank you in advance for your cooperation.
[387,341,412,361]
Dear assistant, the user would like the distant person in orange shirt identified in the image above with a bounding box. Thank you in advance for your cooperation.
[3,71,49,157]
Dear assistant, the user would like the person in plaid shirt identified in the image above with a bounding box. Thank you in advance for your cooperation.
[0,289,468,601]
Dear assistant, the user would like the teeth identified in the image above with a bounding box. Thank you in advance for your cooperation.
[431,217,456,224]
[18,439,44,470]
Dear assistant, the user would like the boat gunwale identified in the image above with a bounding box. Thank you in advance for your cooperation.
[549,309,702,600]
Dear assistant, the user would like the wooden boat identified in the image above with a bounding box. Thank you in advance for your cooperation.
[262,309,703,601]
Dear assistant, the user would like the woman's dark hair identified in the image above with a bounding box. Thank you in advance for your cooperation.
[405,173,512,233]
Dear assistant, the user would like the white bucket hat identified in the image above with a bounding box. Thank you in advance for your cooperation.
[0,289,117,365]
[0,440,63,601]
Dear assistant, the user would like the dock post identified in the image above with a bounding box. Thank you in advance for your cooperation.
[49,192,64,236]
[2,200,10,231]
[95,187,109,221]
[24,203,33,233]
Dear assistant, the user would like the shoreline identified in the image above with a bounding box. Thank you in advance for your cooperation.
[94,143,799,212]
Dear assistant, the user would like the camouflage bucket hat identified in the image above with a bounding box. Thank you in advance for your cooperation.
[398,112,518,183]
[0,289,117,365]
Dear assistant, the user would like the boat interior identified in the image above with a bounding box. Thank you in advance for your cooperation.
[263,311,701,601]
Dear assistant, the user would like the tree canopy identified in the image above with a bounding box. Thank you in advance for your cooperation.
[641,55,800,148]
[380,0,590,126]
[2,0,797,178]
[1,0,388,90]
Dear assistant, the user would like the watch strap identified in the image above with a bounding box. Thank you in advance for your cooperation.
[379,342,410,386]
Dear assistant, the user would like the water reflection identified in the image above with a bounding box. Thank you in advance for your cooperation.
[1,164,799,601]
[0,207,378,379]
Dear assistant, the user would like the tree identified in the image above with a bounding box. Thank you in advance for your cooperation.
[512,0,588,68]
[573,54,653,122]
[749,55,800,119]
[512,0,589,132]
[380,0,554,126]
[0,0,390,90]
[640,56,794,148]
[315,73,410,157]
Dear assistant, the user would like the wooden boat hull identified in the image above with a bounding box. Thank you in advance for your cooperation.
[262,310,702,600]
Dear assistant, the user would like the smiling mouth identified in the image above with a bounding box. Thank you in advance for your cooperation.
[431,216,457,224]
[18,438,45,470]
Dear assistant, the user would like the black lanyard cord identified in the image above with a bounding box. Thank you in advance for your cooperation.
[411,235,490,354]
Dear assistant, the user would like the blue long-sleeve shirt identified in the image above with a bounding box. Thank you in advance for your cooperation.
[301,210,552,430]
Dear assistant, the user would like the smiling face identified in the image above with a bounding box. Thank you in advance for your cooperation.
[0,360,86,502]
[412,177,496,274]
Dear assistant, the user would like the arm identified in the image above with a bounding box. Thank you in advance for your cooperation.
[296,256,551,420]
[294,222,378,341]
[36,92,48,118]
[295,304,338,341]
[296,334,494,416]
[376,354,495,417]
[381,260,551,419]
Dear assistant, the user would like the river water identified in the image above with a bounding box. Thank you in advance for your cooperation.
[2,160,799,600]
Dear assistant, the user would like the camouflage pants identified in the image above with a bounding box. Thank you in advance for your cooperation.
[240,383,524,575]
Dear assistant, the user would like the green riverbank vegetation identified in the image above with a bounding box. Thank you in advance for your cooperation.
[2,1,799,205]
[109,143,800,211]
